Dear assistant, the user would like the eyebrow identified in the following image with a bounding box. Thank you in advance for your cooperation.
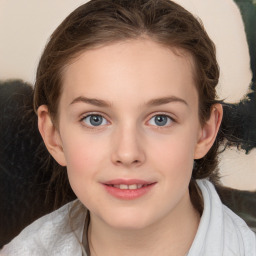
[146,96,188,107]
[70,96,112,107]
[70,95,188,108]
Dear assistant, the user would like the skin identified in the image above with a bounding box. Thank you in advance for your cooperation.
[38,39,222,255]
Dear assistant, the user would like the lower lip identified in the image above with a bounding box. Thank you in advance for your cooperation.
[103,183,156,200]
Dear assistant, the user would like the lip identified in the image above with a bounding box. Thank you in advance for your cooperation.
[102,179,156,200]
[104,179,153,186]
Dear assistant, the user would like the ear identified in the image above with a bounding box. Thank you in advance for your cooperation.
[194,104,223,159]
[37,105,67,166]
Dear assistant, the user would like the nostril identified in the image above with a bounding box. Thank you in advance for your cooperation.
[114,159,141,166]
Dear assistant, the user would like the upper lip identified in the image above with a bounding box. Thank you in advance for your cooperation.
[103,179,155,185]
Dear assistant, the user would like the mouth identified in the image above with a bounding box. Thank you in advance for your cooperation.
[102,179,156,200]
[106,183,153,190]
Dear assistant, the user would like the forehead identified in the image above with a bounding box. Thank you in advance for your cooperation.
[60,39,198,109]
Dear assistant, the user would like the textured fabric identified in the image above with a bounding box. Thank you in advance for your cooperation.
[188,180,256,255]
[1,201,86,256]
[1,179,255,256]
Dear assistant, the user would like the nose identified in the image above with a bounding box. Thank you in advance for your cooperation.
[111,125,146,167]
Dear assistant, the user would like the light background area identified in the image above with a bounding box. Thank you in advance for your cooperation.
[0,0,255,190]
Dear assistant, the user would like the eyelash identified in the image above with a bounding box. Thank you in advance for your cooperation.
[79,113,176,129]
[146,113,175,128]
[80,113,110,129]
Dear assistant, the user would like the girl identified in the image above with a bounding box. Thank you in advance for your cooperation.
[1,0,255,255]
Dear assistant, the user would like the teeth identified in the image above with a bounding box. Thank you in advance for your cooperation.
[113,184,147,190]
[128,184,137,190]
[120,184,129,189]
[112,184,146,190]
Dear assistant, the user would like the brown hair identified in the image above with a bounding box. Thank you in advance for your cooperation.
[34,0,223,213]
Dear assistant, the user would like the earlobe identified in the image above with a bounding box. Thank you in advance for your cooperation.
[194,104,223,159]
[37,105,67,166]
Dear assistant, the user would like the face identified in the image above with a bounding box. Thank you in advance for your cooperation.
[54,39,204,230]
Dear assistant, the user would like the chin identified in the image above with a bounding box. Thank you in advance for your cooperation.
[109,219,151,231]
[101,208,158,231]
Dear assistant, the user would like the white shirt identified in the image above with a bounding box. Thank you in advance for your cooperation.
[1,179,255,255]
[188,180,256,255]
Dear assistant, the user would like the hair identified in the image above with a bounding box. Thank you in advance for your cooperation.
[34,0,223,221]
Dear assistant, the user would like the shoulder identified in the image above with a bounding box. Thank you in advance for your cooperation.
[221,200,256,255]
[1,200,86,256]
[189,179,256,256]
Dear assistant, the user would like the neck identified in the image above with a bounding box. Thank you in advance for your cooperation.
[88,191,200,256]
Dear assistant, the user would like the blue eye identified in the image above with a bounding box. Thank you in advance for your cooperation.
[82,114,108,127]
[148,115,172,127]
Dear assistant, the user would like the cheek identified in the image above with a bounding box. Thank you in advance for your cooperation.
[149,129,197,177]
[62,135,107,177]
[157,145,194,178]
[61,136,106,202]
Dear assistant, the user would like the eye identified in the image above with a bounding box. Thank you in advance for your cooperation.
[82,114,108,127]
[148,115,173,127]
